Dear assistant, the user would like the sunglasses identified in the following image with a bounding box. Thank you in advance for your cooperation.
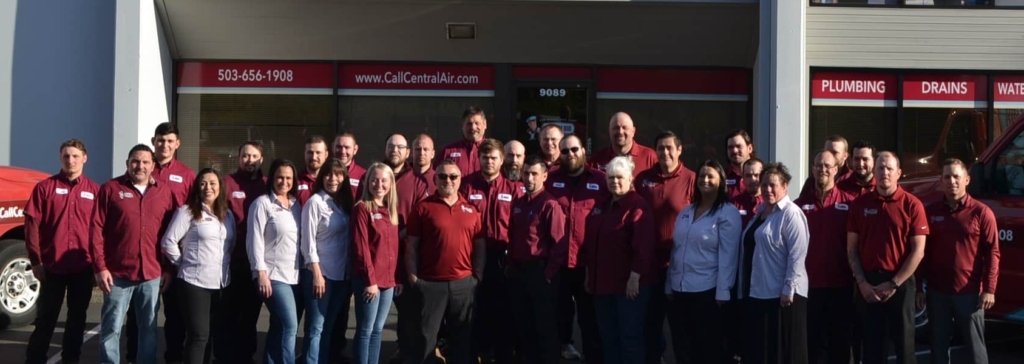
[560,146,581,155]
[436,173,460,181]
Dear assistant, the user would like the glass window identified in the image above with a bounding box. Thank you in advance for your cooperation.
[337,97,497,168]
[595,100,750,170]
[176,94,335,173]
[995,110,1024,140]
[993,123,1024,196]
[515,86,589,157]
[810,0,898,5]
[809,106,898,160]
[904,0,991,6]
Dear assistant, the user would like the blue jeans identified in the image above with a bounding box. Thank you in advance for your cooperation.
[301,269,349,364]
[262,280,299,364]
[593,288,650,364]
[99,276,160,364]
[352,277,395,364]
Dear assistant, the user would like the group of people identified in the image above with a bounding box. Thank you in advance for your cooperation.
[21,106,999,364]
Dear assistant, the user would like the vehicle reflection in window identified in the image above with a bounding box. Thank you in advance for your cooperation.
[997,134,1024,196]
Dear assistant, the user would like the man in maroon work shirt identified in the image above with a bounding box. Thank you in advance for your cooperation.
[508,155,568,364]
[632,131,694,364]
[546,134,606,363]
[297,135,329,205]
[127,122,193,363]
[217,141,267,363]
[24,139,100,364]
[329,132,366,362]
[794,150,858,364]
[503,140,526,182]
[734,157,764,227]
[724,129,755,200]
[798,135,852,200]
[413,134,437,192]
[919,158,999,364]
[846,151,929,364]
[537,124,564,171]
[334,132,368,196]
[92,144,176,364]
[838,140,877,197]
[459,139,523,363]
[405,160,486,364]
[587,112,657,176]
[435,106,488,175]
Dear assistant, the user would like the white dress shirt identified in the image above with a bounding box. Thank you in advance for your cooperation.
[162,205,236,289]
[667,203,742,301]
[300,190,351,281]
[247,194,302,284]
[741,196,810,299]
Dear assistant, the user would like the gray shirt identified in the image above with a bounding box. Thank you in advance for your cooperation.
[162,205,236,289]
[740,196,810,299]
[300,191,351,281]
[247,194,302,285]
[667,203,742,301]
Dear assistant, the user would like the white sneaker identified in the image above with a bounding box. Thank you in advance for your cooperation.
[561,344,582,361]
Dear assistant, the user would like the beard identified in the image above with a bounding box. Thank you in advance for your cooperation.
[385,157,404,171]
[503,164,522,181]
[561,157,585,174]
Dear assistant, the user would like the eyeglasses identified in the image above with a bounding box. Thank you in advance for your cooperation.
[437,173,460,181]
[386,144,409,150]
[812,163,837,170]
[560,146,581,155]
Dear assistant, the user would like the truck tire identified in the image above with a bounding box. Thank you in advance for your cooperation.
[0,239,39,329]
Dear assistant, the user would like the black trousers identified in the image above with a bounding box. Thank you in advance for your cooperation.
[472,250,515,363]
[405,276,477,364]
[178,281,221,364]
[806,286,853,364]
[508,262,560,364]
[643,270,668,364]
[743,296,809,364]
[25,268,94,364]
[329,284,353,361]
[127,279,185,362]
[858,272,916,364]
[214,263,263,363]
[667,289,723,364]
[557,266,603,364]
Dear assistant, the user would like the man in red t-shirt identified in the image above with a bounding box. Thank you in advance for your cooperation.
[587,112,657,176]
[724,129,755,200]
[919,158,999,364]
[405,160,486,364]
[846,151,929,364]
[24,139,100,364]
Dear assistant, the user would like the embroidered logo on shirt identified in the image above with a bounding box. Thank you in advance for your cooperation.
[864,208,878,216]
[835,203,849,211]
[726,179,737,186]
[520,186,527,194]
[372,213,383,220]
[55,188,69,195]
[450,152,462,158]
[119,191,134,199]
[931,215,944,222]
[642,180,656,188]
[169,174,184,183]
[553,182,565,188]
[232,191,246,199]
[203,217,214,222]
[586,183,599,191]
[80,191,94,200]
[298,184,310,191]
[461,205,475,213]
[497,193,513,202]
[469,194,484,200]
[350,179,360,186]
[591,208,602,216]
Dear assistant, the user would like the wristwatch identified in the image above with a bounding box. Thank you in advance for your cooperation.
[889,279,900,289]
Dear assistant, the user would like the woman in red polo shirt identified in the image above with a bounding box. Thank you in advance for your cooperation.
[583,156,656,364]
[351,162,400,364]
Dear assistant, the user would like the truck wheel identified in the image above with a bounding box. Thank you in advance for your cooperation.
[915,306,931,344]
[0,239,39,329]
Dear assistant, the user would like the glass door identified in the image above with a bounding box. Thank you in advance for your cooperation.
[514,84,591,157]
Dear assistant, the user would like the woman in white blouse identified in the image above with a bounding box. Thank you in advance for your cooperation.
[666,159,742,364]
[300,158,354,364]
[739,162,809,364]
[162,168,235,364]
[247,159,302,364]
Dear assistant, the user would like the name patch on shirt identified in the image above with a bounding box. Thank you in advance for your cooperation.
[497,193,513,202]
[450,152,462,158]
[931,215,945,222]
[350,179,360,186]
[726,179,737,186]
[55,188,69,195]
[80,191,94,200]
[469,194,484,200]
[642,180,657,188]
[298,184,310,191]
[461,205,475,213]
[203,217,215,222]
[232,191,246,199]
[801,204,815,211]
[591,208,602,216]
[863,208,878,216]
[169,174,184,183]
[553,182,565,188]
[119,191,134,199]
[513,207,522,214]
[835,203,849,211]
[586,183,600,191]
[739,209,748,216]
[372,213,384,220]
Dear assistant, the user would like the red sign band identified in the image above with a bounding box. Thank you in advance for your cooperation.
[902,74,987,109]
[995,75,1024,109]
[176,62,333,95]
[811,72,897,107]
[596,68,749,102]
[338,64,495,97]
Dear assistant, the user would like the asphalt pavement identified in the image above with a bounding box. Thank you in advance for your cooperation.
[0,288,1022,363]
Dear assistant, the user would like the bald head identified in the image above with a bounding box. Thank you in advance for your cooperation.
[609,112,636,149]
[504,140,526,175]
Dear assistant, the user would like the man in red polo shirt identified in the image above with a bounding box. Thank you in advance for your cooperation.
[508,155,568,364]
[798,135,851,199]
[24,139,100,364]
[334,132,368,196]
[92,144,176,364]
[919,158,999,364]
[435,106,488,175]
[218,141,267,363]
[547,134,606,364]
[838,140,877,197]
[405,160,486,364]
[503,140,526,182]
[460,138,523,364]
[733,157,764,227]
[794,150,858,364]
[846,151,929,364]
[538,124,564,171]
[724,129,755,200]
[632,131,694,364]
[587,112,657,176]
[297,135,329,205]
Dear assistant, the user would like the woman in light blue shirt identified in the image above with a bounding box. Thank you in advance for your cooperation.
[666,159,741,364]
[739,162,809,364]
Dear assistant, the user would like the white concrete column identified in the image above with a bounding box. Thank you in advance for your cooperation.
[112,0,173,174]
[756,0,808,198]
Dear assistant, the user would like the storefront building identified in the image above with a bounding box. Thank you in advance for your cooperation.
[1,0,1022,194]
